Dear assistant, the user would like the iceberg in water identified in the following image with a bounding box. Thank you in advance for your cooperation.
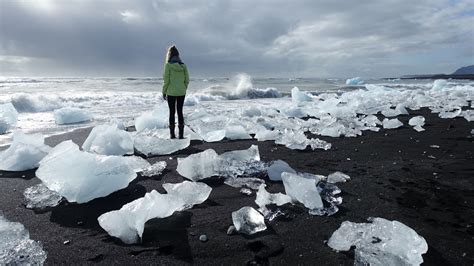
[134,134,190,157]
[54,107,92,125]
[82,124,134,156]
[134,103,169,132]
[0,102,18,134]
[408,116,425,132]
[0,213,47,265]
[345,77,364,85]
[24,183,63,209]
[232,206,267,235]
[328,217,428,265]
[177,145,263,181]
[0,131,51,171]
[36,141,137,203]
[98,181,211,244]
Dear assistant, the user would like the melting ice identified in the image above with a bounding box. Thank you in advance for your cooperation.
[0,131,51,171]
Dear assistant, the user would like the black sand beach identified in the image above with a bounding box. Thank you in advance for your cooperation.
[0,108,473,265]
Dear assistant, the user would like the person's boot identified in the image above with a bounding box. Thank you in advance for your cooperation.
[178,124,185,139]
[169,125,176,139]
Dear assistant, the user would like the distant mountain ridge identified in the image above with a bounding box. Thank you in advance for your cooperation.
[452,65,474,75]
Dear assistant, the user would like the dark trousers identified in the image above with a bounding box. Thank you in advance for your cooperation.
[167,95,185,126]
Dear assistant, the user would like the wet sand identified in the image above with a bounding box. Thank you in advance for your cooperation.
[0,108,473,265]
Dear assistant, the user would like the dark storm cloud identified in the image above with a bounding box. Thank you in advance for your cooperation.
[0,0,472,77]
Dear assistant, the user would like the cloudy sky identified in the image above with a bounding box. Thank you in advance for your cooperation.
[0,0,473,78]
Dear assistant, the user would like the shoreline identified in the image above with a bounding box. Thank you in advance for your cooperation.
[0,108,473,265]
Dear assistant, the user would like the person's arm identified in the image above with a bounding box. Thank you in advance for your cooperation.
[162,63,170,97]
[184,64,189,88]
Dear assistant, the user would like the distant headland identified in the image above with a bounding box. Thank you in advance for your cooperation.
[398,65,474,80]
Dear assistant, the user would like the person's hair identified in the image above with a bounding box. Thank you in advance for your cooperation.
[166,45,180,62]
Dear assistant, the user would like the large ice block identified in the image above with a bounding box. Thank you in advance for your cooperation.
[328,217,428,265]
[0,102,18,134]
[54,107,92,125]
[134,103,169,132]
[98,181,211,244]
[291,87,313,102]
[281,172,323,210]
[0,213,47,265]
[231,206,267,235]
[36,141,137,203]
[82,124,134,156]
[0,131,51,171]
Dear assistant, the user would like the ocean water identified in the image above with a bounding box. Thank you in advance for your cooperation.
[0,74,472,146]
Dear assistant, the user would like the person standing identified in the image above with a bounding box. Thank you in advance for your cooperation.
[162,45,189,139]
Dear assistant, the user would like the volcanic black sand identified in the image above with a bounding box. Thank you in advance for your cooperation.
[0,108,473,265]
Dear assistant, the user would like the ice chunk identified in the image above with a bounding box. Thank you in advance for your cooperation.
[382,118,403,129]
[431,79,447,90]
[134,135,190,157]
[346,77,364,85]
[231,207,267,235]
[188,115,228,142]
[462,110,473,122]
[0,102,18,134]
[82,124,134,156]
[177,145,263,181]
[123,156,151,172]
[141,161,167,177]
[98,181,211,244]
[0,131,51,171]
[291,87,313,102]
[267,160,296,181]
[225,125,252,140]
[135,103,169,132]
[241,106,262,117]
[281,172,323,210]
[255,184,292,209]
[224,177,265,190]
[24,183,63,209]
[0,213,47,265]
[308,138,332,150]
[328,217,428,265]
[439,107,462,119]
[255,129,280,141]
[36,141,137,203]
[275,129,331,150]
[408,116,425,132]
[54,107,92,125]
[327,171,351,183]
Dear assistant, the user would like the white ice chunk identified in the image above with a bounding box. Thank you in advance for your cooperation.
[255,129,281,141]
[134,135,190,157]
[281,172,323,210]
[408,116,426,132]
[462,110,473,122]
[0,131,51,171]
[431,79,447,90]
[267,160,296,181]
[439,107,462,119]
[328,217,428,266]
[224,177,265,190]
[327,171,351,183]
[346,77,364,85]
[0,102,18,134]
[291,87,313,102]
[382,118,403,129]
[98,181,211,244]
[24,183,63,209]
[176,149,220,181]
[141,161,167,177]
[275,129,308,150]
[36,141,137,203]
[241,106,262,117]
[231,206,267,235]
[54,107,92,125]
[135,104,169,132]
[225,125,252,140]
[255,184,292,208]
[82,124,134,156]
[123,156,151,172]
[0,213,47,265]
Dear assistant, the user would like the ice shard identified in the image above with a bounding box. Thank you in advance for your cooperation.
[82,124,134,156]
[408,116,425,132]
[98,181,211,244]
[0,102,18,134]
[382,118,403,129]
[36,141,137,203]
[24,183,63,209]
[267,160,296,181]
[328,217,428,265]
[134,134,190,157]
[0,131,51,171]
[231,207,267,235]
[141,161,167,177]
[281,172,323,210]
[255,184,292,209]
[327,171,351,183]
[0,213,47,265]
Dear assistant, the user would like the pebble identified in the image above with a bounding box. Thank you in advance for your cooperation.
[63,240,70,245]
[199,234,208,242]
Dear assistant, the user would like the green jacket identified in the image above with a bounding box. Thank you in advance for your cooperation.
[162,63,189,96]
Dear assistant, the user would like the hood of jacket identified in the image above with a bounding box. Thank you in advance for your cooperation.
[167,62,186,72]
